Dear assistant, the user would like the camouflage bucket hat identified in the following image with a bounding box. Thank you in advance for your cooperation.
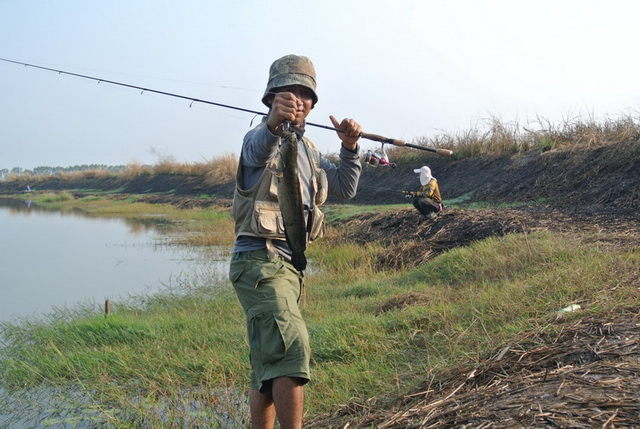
[261,54,318,107]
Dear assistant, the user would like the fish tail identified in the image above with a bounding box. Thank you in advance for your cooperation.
[291,253,307,272]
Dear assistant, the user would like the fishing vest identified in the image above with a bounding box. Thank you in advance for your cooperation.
[232,136,328,244]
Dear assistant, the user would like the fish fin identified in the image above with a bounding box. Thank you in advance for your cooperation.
[291,253,307,272]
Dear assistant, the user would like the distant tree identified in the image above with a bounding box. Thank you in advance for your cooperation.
[33,166,54,176]
[1,164,128,179]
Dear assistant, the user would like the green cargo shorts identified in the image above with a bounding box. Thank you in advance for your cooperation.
[229,249,310,393]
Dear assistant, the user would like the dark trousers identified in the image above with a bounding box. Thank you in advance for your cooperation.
[413,197,440,216]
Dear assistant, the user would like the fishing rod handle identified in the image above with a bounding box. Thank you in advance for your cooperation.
[360,132,406,146]
[435,148,454,156]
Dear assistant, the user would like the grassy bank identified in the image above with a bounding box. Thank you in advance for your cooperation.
[1,195,638,427]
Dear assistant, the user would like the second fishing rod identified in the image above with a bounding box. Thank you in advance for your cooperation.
[0,57,452,156]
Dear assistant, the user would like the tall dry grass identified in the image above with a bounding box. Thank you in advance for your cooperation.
[121,154,238,186]
[401,113,640,161]
[0,154,239,190]
[532,113,640,149]
[2,115,637,188]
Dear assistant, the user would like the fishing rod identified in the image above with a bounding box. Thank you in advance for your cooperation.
[307,122,453,156]
[0,57,453,156]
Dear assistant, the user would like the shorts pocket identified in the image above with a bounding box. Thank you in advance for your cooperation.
[252,311,286,364]
[248,298,303,365]
[229,254,284,288]
[228,258,246,283]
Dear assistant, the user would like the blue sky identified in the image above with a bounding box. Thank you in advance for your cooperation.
[1,0,639,170]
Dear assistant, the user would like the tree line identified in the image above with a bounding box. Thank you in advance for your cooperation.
[0,165,126,180]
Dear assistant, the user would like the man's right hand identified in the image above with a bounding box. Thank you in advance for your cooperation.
[266,92,300,135]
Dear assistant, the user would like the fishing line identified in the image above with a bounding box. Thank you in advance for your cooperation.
[0,57,453,156]
[0,57,300,118]
[0,57,267,116]
[24,61,259,93]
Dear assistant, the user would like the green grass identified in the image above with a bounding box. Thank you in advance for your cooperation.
[322,203,407,223]
[1,200,638,427]
[458,197,547,209]
[321,193,546,223]
[32,191,75,203]
[306,231,639,400]
[442,191,475,206]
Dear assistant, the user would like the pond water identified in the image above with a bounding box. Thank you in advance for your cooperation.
[0,198,227,321]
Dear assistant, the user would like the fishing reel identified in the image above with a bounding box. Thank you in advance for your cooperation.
[363,143,396,168]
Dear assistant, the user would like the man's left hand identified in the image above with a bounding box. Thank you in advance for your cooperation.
[330,115,361,151]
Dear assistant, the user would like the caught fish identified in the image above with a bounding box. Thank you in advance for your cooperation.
[277,130,308,271]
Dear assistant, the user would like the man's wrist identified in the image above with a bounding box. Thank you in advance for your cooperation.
[267,122,282,136]
[341,143,359,154]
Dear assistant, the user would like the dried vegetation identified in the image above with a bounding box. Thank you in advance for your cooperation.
[308,311,640,428]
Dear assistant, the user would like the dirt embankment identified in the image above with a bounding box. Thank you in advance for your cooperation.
[349,137,640,208]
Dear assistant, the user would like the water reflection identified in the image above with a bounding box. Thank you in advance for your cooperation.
[2,197,171,233]
[0,198,226,321]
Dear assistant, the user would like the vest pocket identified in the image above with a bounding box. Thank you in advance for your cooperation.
[253,201,285,236]
[308,205,325,241]
[314,169,328,206]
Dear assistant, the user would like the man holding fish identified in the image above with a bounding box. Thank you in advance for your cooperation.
[229,54,362,429]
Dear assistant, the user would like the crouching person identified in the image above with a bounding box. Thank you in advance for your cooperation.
[403,165,442,220]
